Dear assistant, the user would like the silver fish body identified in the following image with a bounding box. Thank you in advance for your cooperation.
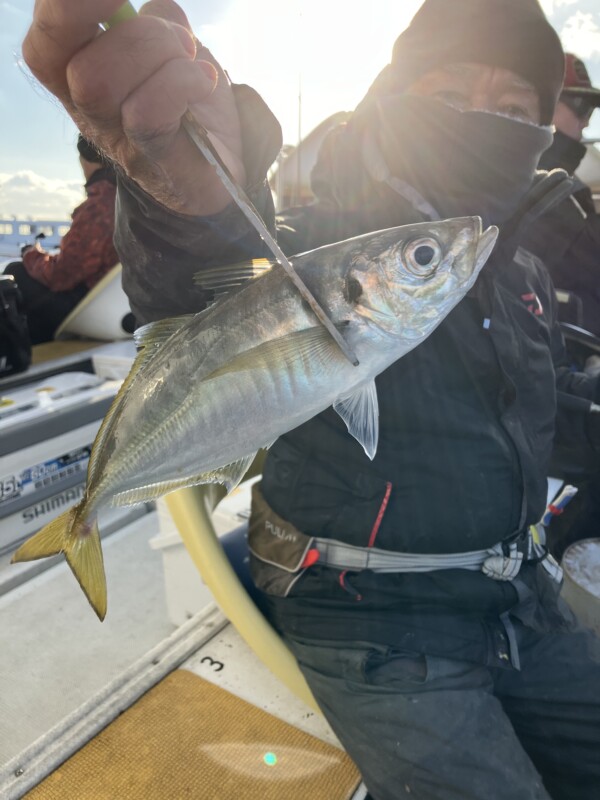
[96,216,496,499]
[12,216,497,618]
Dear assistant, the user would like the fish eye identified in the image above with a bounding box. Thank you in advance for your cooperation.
[345,275,363,303]
[403,237,443,277]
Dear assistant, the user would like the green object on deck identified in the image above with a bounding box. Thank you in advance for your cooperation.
[106,2,138,28]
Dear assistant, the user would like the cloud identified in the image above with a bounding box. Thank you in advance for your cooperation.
[560,11,600,58]
[0,1,29,17]
[540,0,586,15]
[0,1,32,45]
[0,170,83,219]
[540,0,567,16]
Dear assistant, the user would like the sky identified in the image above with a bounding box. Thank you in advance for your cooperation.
[1,0,600,220]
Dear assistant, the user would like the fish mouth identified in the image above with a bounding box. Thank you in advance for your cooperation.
[474,223,499,271]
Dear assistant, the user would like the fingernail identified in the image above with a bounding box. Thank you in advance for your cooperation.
[197,59,218,88]
[174,23,196,57]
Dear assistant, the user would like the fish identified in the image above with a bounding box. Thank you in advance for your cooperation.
[12,216,497,619]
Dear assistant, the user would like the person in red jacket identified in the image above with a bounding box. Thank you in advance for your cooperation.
[3,135,119,344]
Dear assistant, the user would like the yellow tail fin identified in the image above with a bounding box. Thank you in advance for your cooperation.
[11,505,107,621]
[11,507,75,561]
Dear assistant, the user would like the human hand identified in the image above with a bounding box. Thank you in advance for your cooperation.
[21,240,45,257]
[23,0,245,215]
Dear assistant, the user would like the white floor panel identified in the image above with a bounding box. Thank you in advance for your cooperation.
[183,624,340,748]
[0,511,190,765]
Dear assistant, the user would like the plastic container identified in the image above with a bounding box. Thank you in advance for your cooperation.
[561,538,600,636]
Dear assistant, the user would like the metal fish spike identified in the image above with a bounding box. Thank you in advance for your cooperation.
[12,217,497,619]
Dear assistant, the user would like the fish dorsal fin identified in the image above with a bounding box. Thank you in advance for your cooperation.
[88,314,195,484]
[333,380,379,460]
[87,354,150,484]
[193,258,276,300]
[110,453,257,507]
[204,325,343,382]
[133,314,196,349]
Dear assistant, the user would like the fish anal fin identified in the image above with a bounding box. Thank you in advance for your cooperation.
[111,453,258,508]
[333,380,379,460]
[212,453,258,493]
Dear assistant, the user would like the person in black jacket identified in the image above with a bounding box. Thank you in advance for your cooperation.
[521,53,600,335]
[21,1,600,798]
[521,55,600,559]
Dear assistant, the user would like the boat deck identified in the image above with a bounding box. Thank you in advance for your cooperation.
[0,336,366,797]
[0,505,366,798]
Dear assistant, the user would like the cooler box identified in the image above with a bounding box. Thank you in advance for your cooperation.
[0,372,120,555]
[561,538,600,636]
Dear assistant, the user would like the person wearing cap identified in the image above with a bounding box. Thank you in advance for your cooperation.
[3,135,119,344]
[519,54,600,564]
[521,53,600,337]
[20,0,600,798]
[551,53,599,150]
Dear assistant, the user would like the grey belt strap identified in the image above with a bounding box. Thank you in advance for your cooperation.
[314,537,517,572]
[312,534,563,582]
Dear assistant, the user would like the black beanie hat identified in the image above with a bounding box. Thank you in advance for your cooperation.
[77,133,106,164]
[365,0,565,125]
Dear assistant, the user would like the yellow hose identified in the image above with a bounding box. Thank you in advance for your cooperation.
[165,483,320,712]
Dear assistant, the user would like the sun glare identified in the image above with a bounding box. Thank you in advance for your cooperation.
[186,0,420,144]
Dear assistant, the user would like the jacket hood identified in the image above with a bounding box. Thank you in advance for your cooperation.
[361,0,564,126]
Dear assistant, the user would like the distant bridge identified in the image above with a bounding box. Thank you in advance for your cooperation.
[0,219,71,260]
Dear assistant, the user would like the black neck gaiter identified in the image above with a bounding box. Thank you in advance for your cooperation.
[349,95,554,227]
[538,128,587,176]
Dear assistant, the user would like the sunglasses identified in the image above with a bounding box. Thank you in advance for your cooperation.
[560,94,595,121]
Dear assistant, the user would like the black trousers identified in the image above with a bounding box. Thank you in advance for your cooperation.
[285,620,600,800]
[3,262,86,345]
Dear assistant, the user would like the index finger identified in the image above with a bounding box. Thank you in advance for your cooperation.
[22,0,126,106]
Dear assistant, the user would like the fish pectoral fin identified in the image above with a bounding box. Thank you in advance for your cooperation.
[193,258,276,298]
[134,314,197,350]
[111,453,258,507]
[333,380,379,460]
[204,325,342,381]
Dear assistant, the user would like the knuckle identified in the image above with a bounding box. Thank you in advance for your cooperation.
[21,26,50,78]
[66,53,112,114]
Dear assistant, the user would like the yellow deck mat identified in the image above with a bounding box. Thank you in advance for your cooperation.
[26,669,360,800]
[31,339,102,365]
